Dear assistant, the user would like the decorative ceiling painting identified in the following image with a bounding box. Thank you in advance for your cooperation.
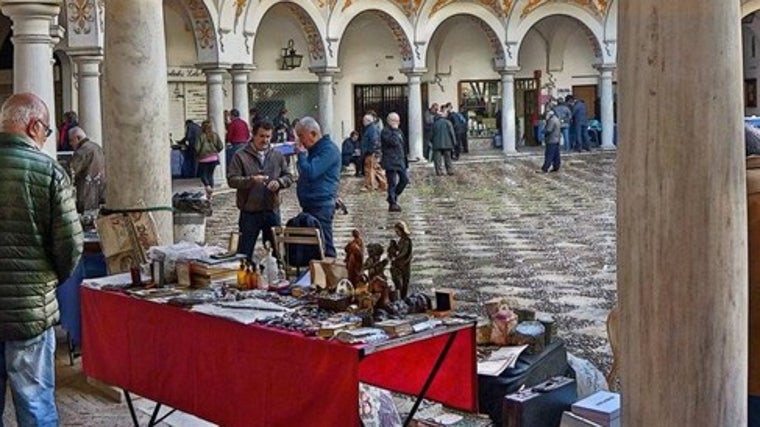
[285,3,326,61]
[67,0,96,35]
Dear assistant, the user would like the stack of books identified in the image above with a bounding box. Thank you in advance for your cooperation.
[189,259,240,287]
[570,391,620,427]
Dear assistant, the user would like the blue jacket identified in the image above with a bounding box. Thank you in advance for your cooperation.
[360,123,380,155]
[297,135,341,208]
[572,100,588,126]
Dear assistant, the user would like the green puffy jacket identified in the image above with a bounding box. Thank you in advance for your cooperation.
[0,132,83,340]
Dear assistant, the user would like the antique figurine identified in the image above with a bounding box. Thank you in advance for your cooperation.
[344,229,364,285]
[388,221,412,299]
[364,243,388,281]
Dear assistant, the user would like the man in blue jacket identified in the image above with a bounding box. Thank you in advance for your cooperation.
[294,117,341,257]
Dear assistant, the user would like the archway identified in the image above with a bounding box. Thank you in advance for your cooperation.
[517,14,602,145]
[337,9,415,139]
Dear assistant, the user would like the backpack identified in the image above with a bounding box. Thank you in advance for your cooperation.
[284,213,324,267]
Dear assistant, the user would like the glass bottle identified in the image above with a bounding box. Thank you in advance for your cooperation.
[237,259,247,288]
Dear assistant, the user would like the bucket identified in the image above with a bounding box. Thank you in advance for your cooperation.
[173,212,206,244]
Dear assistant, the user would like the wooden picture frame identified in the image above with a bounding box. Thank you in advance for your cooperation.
[746,78,757,108]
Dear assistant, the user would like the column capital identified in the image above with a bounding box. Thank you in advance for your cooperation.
[594,63,617,73]
[309,66,340,77]
[67,47,104,60]
[197,62,231,72]
[230,64,256,73]
[0,1,60,18]
[400,68,427,77]
[497,66,521,76]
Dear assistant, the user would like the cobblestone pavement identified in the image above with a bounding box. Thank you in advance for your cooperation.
[3,141,617,426]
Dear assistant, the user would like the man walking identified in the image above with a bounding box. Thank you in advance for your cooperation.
[570,96,590,151]
[553,97,572,151]
[381,112,409,212]
[540,108,562,173]
[68,126,106,215]
[430,111,456,176]
[294,117,341,257]
[423,103,439,161]
[228,121,293,261]
[0,93,83,426]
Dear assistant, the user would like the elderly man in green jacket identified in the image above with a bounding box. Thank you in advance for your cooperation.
[0,93,83,426]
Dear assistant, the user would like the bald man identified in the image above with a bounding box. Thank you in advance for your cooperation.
[0,93,83,426]
[380,112,409,212]
[68,126,105,214]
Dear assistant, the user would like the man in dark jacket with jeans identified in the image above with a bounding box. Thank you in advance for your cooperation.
[228,121,293,261]
[0,93,83,426]
[294,117,341,257]
[381,112,409,212]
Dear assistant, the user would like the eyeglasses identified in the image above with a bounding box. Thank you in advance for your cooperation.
[37,120,52,138]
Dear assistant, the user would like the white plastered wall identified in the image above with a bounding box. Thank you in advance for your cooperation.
[335,13,406,138]
[423,16,498,108]
[744,14,760,116]
[252,4,318,82]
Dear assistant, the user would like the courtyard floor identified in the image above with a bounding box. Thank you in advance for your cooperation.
[3,141,618,426]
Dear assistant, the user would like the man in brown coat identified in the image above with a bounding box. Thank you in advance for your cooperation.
[227,121,294,260]
[68,126,105,214]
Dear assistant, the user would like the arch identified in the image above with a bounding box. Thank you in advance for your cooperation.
[417,3,507,69]
[164,0,220,60]
[217,0,250,32]
[244,0,327,66]
[745,0,760,18]
[331,3,414,67]
[509,2,604,63]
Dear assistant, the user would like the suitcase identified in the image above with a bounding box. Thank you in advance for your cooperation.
[479,340,571,425]
[504,376,577,427]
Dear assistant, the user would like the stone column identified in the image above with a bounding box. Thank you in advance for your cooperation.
[204,67,227,183]
[618,1,746,426]
[102,0,173,244]
[598,64,615,150]
[1,0,61,155]
[313,68,339,140]
[72,54,103,145]
[499,68,518,154]
[404,71,424,161]
[229,65,252,120]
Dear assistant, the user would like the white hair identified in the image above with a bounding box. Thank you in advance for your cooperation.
[68,126,86,139]
[0,100,42,130]
[295,116,322,134]
[362,114,374,126]
[386,112,400,122]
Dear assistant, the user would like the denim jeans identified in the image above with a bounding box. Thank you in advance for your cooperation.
[197,161,218,188]
[237,210,281,261]
[572,124,589,150]
[302,205,336,258]
[542,143,561,172]
[561,126,571,151]
[385,169,409,206]
[0,328,58,427]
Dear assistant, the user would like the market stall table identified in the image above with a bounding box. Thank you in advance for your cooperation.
[81,285,477,427]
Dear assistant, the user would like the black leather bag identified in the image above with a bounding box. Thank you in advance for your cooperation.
[478,340,572,425]
[284,213,324,267]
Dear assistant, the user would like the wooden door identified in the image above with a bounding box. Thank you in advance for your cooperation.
[571,84,598,120]
[354,84,425,154]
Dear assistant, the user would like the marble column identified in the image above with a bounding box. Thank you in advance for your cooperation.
[404,71,424,161]
[618,1,746,425]
[313,68,339,140]
[499,68,518,154]
[1,0,61,155]
[598,64,615,150]
[204,67,227,183]
[72,54,103,145]
[103,0,173,244]
[229,65,252,120]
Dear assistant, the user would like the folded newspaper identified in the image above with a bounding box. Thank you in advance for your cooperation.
[477,345,529,376]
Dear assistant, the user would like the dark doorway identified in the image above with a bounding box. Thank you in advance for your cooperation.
[353,84,428,153]
[516,77,540,146]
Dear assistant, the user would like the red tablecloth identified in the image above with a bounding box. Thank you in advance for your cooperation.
[81,288,477,427]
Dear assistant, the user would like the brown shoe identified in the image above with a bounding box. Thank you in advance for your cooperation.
[389,204,402,212]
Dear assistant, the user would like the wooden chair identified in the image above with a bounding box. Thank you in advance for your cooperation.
[606,304,620,391]
[271,226,325,279]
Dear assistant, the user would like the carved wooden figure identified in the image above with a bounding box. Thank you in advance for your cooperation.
[388,221,412,299]
[344,229,364,285]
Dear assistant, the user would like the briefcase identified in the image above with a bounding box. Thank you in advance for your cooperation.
[503,376,577,427]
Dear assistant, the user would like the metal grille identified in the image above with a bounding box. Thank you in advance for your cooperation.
[353,84,428,151]
[249,83,319,123]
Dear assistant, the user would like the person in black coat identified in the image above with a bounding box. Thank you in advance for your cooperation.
[381,112,409,212]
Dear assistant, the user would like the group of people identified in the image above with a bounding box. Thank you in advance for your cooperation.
[423,102,468,176]
[341,110,410,212]
[538,94,591,173]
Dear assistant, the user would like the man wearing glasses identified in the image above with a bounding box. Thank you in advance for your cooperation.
[0,93,83,426]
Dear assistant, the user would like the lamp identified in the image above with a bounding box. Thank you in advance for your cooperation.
[280,39,303,70]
